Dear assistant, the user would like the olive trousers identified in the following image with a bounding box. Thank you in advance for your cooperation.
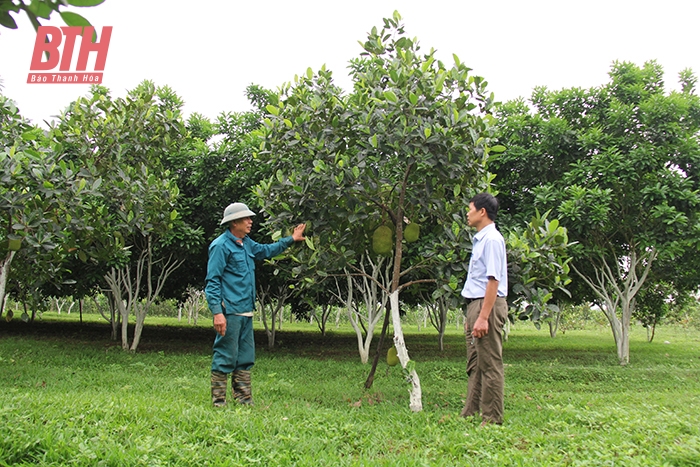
[462,297,508,425]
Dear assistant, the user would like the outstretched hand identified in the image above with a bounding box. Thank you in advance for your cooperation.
[291,223,307,242]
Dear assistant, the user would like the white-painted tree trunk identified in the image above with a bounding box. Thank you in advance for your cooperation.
[182,288,204,325]
[104,268,133,350]
[424,295,449,351]
[104,238,183,351]
[131,303,148,352]
[344,275,368,362]
[574,247,656,365]
[263,296,285,348]
[344,255,389,364]
[53,298,76,315]
[389,290,422,412]
[0,251,16,317]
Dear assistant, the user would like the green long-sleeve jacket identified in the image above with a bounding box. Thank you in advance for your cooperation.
[205,229,294,315]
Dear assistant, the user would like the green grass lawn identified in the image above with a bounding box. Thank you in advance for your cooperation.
[1,316,699,466]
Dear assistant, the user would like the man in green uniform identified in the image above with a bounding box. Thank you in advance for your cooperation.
[206,202,306,407]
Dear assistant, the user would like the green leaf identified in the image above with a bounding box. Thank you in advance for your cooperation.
[490,145,507,153]
[266,105,279,116]
[60,11,97,40]
[404,359,416,374]
[370,134,378,148]
[60,11,91,27]
[389,69,399,84]
[66,0,106,6]
[0,11,18,29]
[27,1,54,20]
[170,210,178,221]
[548,219,560,233]
[435,72,445,93]
[304,237,315,251]
[312,159,326,173]
[424,127,431,139]
[383,90,398,103]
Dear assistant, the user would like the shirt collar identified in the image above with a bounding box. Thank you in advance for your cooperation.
[473,222,496,241]
[225,229,245,244]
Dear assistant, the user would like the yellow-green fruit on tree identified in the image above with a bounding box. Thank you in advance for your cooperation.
[404,223,420,243]
[7,238,21,251]
[372,225,393,256]
[386,346,399,366]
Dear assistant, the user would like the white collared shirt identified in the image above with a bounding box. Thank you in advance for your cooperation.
[460,223,508,299]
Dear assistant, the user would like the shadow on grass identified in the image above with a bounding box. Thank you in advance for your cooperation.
[1,319,696,370]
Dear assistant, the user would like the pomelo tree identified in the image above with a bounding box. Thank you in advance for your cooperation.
[0,95,100,320]
[255,12,500,411]
[495,61,700,364]
[52,82,201,351]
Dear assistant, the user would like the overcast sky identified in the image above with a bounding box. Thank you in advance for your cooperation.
[1,0,698,127]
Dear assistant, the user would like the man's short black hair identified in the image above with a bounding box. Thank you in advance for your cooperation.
[470,193,499,221]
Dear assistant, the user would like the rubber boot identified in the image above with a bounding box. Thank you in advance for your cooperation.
[232,370,253,405]
[211,370,227,407]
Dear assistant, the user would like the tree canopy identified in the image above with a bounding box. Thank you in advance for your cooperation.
[494,61,700,364]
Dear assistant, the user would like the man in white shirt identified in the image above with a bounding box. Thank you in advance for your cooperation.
[460,193,508,425]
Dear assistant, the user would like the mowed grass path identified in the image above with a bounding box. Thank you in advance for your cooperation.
[1,316,699,466]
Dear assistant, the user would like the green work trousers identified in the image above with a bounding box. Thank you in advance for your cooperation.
[211,314,255,374]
